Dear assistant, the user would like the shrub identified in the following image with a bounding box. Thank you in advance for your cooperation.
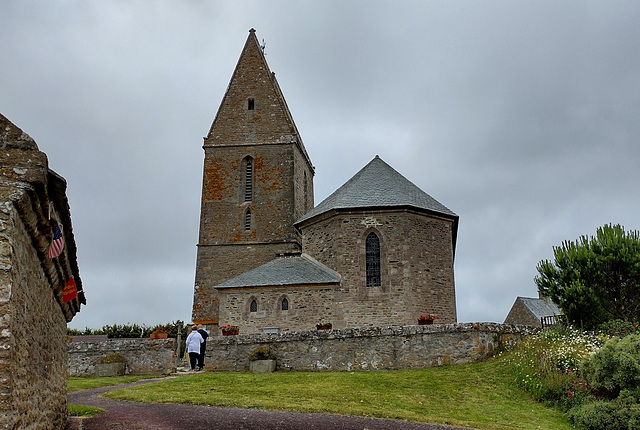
[97,353,126,364]
[581,333,640,399]
[568,389,640,430]
[67,320,188,339]
[598,319,640,338]
[505,326,604,408]
[248,346,275,361]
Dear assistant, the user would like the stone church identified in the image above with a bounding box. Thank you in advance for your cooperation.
[192,29,459,335]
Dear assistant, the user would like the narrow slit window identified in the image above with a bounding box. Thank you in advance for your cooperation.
[250,300,258,313]
[247,98,255,110]
[244,209,252,231]
[304,171,308,209]
[366,232,381,287]
[281,297,289,311]
[244,158,253,201]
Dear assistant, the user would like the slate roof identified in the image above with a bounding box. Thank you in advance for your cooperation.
[295,155,457,225]
[215,254,341,289]
[517,297,563,320]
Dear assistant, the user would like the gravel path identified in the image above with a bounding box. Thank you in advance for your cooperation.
[66,377,475,430]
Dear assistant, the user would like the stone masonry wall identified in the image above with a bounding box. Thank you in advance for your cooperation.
[0,113,84,429]
[67,338,177,377]
[205,323,536,372]
[194,143,308,325]
[0,200,68,428]
[218,284,339,334]
[302,209,457,328]
[504,299,541,327]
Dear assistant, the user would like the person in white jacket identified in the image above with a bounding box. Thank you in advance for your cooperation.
[185,325,204,371]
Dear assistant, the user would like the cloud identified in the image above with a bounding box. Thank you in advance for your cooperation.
[2,1,640,328]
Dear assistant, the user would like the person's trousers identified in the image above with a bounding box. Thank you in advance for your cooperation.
[188,352,199,370]
[198,346,206,369]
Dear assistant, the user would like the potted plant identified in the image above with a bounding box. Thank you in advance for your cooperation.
[418,314,438,325]
[248,346,276,373]
[95,353,126,377]
[316,322,332,330]
[150,326,170,339]
[220,325,239,336]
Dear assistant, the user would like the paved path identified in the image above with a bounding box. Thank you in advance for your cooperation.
[66,377,474,430]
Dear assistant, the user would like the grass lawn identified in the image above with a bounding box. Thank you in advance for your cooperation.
[95,358,572,430]
[68,374,159,393]
[68,404,104,418]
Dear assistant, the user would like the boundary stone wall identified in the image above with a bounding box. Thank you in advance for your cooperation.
[1,114,84,428]
[67,338,177,376]
[205,323,537,372]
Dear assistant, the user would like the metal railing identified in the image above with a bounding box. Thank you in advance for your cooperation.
[540,314,566,329]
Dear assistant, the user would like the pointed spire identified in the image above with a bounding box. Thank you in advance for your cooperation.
[205,29,311,166]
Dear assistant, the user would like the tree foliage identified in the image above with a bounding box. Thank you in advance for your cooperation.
[536,224,640,329]
[67,321,187,338]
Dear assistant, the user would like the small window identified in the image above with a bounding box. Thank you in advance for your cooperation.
[244,158,253,201]
[248,98,255,110]
[304,171,308,209]
[366,232,381,287]
[250,300,257,313]
[281,297,289,311]
[244,209,252,231]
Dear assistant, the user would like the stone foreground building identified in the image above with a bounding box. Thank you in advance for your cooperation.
[193,29,458,335]
[0,114,84,427]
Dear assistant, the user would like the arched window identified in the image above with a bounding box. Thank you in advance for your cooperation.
[281,297,289,311]
[244,209,252,231]
[244,157,253,202]
[366,232,381,287]
[250,299,257,313]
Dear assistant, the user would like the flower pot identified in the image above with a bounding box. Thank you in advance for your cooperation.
[150,332,168,339]
[250,359,276,373]
[418,320,434,325]
[222,331,239,336]
[316,326,331,330]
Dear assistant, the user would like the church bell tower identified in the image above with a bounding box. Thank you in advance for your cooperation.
[192,29,315,325]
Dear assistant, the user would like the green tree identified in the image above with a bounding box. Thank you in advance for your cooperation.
[536,224,640,329]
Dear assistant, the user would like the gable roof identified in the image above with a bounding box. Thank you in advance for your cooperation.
[296,155,457,224]
[215,253,341,289]
[517,297,563,320]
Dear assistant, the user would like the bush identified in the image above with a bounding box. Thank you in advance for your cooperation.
[97,353,126,364]
[505,326,603,409]
[569,389,640,430]
[248,346,275,361]
[598,319,640,338]
[581,334,640,399]
[67,321,188,339]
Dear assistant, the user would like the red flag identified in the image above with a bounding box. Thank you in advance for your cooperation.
[48,224,64,258]
[62,277,77,303]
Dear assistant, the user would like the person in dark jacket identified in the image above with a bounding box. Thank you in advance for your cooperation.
[196,324,209,371]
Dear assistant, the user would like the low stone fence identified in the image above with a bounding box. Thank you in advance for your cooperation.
[68,338,177,376]
[205,323,536,372]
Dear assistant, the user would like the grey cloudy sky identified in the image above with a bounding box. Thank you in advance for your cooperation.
[2,1,639,330]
